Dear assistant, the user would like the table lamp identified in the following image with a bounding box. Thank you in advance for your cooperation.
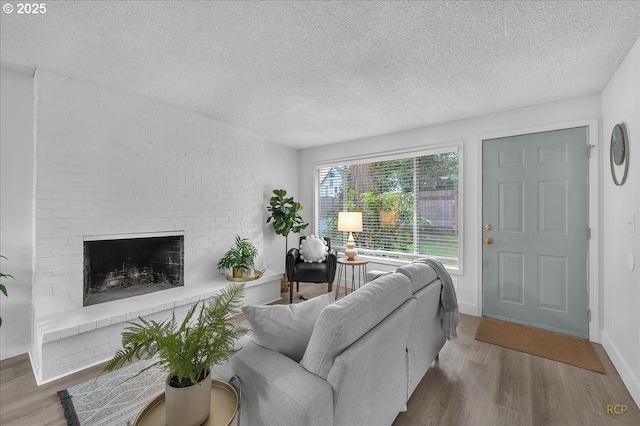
[338,211,363,260]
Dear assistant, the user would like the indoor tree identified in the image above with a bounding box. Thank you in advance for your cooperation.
[266,189,309,291]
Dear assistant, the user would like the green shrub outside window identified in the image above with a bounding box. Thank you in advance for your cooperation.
[316,149,460,268]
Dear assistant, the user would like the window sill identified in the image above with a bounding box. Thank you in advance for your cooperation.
[335,251,462,276]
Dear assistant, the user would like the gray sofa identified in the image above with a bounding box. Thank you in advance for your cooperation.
[213,261,449,426]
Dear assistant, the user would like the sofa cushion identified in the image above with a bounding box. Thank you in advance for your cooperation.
[299,235,329,263]
[242,292,335,362]
[300,272,412,379]
[367,270,392,282]
[395,261,438,293]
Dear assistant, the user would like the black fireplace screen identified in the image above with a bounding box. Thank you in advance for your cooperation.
[83,235,184,306]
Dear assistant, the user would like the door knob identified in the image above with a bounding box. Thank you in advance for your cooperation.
[484,237,493,245]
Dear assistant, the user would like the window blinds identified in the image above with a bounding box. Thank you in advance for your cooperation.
[317,150,459,268]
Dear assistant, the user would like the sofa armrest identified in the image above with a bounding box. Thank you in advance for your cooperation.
[212,338,334,426]
[286,248,300,282]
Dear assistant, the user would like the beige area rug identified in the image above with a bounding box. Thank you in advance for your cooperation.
[475,318,605,373]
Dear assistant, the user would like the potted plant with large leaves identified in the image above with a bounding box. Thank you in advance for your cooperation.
[266,189,309,291]
[102,284,248,426]
[217,235,259,279]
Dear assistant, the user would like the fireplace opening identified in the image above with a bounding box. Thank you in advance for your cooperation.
[83,234,184,306]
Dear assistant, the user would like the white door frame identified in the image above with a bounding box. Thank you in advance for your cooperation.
[477,119,600,343]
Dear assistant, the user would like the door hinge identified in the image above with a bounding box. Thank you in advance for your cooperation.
[588,309,591,322]
[587,144,596,158]
[587,227,591,240]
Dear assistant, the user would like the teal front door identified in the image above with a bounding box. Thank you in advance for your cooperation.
[482,127,589,338]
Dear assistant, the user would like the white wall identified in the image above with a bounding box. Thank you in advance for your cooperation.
[0,66,34,360]
[0,67,294,372]
[32,70,265,318]
[601,37,640,407]
[262,141,300,277]
[298,94,602,316]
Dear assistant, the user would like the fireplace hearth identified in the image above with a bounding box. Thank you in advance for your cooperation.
[83,233,184,306]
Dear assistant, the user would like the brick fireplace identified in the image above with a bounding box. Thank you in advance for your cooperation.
[30,70,280,384]
[83,232,185,306]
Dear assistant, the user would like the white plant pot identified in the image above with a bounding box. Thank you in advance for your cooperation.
[165,371,211,426]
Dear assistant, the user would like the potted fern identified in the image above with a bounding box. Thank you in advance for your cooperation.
[217,235,259,279]
[102,284,248,426]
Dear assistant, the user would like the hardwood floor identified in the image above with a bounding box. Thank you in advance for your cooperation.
[1,282,638,425]
[393,311,640,426]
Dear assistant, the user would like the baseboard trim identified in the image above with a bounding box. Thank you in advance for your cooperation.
[601,331,640,408]
[458,302,476,316]
[0,343,31,361]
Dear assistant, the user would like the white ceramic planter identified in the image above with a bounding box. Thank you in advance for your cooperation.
[165,371,211,426]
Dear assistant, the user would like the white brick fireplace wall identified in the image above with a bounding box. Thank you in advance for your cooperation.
[31,70,279,384]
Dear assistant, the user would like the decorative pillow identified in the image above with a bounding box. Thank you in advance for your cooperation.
[242,292,335,362]
[299,235,328,263]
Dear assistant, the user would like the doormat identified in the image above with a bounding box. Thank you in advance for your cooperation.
[475,318,605,373]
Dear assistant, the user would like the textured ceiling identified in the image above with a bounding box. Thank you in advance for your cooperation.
[2,1,640,149]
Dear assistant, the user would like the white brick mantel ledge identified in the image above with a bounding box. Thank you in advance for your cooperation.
[36,269,282,345]
[33,269,281,384]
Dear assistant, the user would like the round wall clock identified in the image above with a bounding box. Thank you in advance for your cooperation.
[610,122,629,186]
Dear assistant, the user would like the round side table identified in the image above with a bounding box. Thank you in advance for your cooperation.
[335,257,369,299]
[131,378,239,426]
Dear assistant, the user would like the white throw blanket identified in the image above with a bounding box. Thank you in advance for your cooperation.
[414,258,459,340]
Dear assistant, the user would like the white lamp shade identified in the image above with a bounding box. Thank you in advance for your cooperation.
[337,212,363,232]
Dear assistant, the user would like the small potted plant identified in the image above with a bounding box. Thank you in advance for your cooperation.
[217,235,259,279]
[102,284,248,426]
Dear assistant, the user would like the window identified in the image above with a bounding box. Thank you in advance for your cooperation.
[316,147,461,269]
